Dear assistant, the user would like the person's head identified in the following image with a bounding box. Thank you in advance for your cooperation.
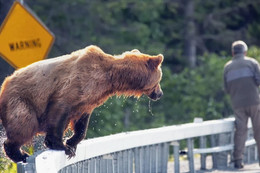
[231,40,248,56]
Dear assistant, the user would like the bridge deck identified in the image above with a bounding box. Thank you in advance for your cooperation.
[168,156,259,173]
[196,163,259,173]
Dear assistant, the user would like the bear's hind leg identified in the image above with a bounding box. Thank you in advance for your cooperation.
[4,140,29,163]
[3,101,38,163]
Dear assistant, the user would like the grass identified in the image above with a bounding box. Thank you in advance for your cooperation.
[0,158,17,173]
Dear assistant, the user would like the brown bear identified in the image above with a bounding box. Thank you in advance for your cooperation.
[0,45,163,163]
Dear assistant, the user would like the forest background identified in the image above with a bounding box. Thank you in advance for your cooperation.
[1,0,260,171]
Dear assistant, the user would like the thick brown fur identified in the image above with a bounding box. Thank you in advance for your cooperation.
[0,45,163,162]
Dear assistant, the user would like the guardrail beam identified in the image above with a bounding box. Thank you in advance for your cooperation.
[16,117,258,173]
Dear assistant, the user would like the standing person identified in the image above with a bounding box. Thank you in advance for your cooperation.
[223,40,260,169]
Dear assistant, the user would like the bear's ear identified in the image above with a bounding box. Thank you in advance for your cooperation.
[147,54,163,70]
[131,49,140,53]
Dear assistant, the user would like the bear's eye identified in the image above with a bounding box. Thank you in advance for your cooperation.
[144,84,158,93]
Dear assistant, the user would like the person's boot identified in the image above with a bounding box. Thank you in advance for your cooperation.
[234,159,244,169]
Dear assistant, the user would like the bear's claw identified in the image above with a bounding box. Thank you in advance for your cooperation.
[22,152,30,163]
[65,145,76,159]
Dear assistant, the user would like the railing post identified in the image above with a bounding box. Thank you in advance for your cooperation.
[144,146,150,173]
[127,150,133,173]
[117,151,123,173]
[187,138,195,173]
[161,143,169,173]
[246,128,255,163]
[102,154,114,173]
[150,145,157,173]
[17,162,26,173]
[134,147,142,173]
[194,117,207,170]
[211,134,217,168]
[255,145,258,161]
[199,136,207,170]
[172,141,180,173]
[211,133,229,169]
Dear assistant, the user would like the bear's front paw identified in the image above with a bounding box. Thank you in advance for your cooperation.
[65,145,76,159]
[21,152,30,163]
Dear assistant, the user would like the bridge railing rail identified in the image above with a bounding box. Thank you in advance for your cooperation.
[17,117,257,173]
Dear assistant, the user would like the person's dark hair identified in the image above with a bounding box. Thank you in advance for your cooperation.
[232,40,248,55]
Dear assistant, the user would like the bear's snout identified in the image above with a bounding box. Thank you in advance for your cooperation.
[148,88,163,101]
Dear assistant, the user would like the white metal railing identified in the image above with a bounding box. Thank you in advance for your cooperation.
[17,117,257,173]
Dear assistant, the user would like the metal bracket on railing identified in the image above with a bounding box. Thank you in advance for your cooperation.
[102,154,114,160]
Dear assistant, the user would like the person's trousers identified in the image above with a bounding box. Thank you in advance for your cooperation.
[233,104,260,161]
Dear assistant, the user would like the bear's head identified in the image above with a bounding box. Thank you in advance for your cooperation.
[114,49,163,101]
[143,53,163,101]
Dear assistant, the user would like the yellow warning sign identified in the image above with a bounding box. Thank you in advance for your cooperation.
[0,1,54,69]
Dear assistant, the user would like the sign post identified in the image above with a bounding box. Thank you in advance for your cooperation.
[0,1,54,69]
